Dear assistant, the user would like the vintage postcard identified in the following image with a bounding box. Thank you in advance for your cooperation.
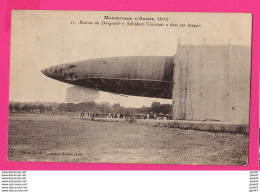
[8,10,252,165]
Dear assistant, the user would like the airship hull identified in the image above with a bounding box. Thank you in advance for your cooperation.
[42,56,174,99]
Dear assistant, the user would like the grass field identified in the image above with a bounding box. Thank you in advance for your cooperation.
[8,113,248,165]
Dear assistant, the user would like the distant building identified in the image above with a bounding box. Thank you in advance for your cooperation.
[101,102,110,106]
[66,86,99,103]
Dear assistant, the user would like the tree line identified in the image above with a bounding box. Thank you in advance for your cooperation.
[9,101,172,115]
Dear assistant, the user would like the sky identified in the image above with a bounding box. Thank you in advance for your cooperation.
[9,11,252,107]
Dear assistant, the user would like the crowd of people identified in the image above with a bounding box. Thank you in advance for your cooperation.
[77,112,172,120]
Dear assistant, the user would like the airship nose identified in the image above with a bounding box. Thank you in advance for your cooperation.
[41,66,57,78]
[42,64,77,80]
[41,65,67,80]
[41,69,46,75]
[41,67,50,77]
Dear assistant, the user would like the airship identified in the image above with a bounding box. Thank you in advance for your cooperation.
[41,56,175,99]
[41,45,251,123]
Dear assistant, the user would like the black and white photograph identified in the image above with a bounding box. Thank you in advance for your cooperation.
[8,10,252,165]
